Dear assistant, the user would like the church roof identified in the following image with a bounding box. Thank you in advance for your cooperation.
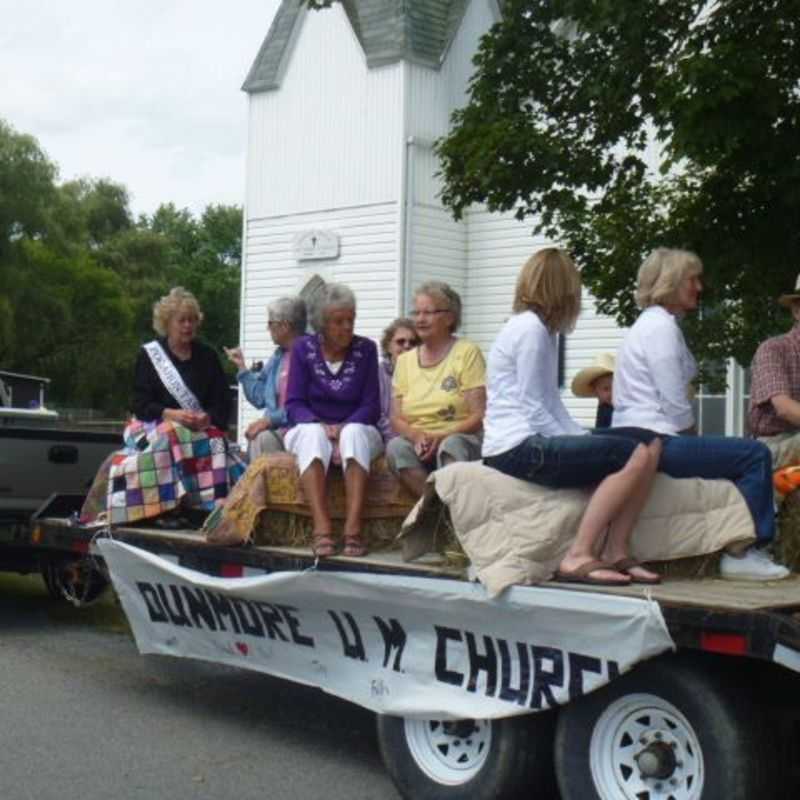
[242,0,472,93]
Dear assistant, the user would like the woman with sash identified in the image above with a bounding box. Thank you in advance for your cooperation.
[82,287,245,526]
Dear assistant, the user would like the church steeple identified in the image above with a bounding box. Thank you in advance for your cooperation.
[242,0,471,93]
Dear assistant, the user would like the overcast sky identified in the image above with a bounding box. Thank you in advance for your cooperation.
[0,0,280,217]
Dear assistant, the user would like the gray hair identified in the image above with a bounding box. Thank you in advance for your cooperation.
[309,282,357,332]
[267,296,307,334]
[414,281,462,332]
[636,248,703,309]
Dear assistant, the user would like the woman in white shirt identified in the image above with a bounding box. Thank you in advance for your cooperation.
[483,248,663,586]
[611,248,788,581]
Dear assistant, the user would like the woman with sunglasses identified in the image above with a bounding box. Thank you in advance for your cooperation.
[388,281,486,498]
[377,318,419,441]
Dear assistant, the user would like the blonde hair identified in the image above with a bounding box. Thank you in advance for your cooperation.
[513,248,582,333]
[636,248,703,309]
[152,287,203,336]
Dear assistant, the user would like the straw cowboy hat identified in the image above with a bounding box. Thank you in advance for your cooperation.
[571,352,616,398]
[778,274,800,308]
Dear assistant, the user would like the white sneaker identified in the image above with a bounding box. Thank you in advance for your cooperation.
[720,548,790,581]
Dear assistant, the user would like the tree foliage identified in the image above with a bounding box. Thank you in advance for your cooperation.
[0,119,243,414]
[436,0,800,372]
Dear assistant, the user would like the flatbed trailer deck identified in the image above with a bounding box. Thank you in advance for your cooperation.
[14,502,800,799]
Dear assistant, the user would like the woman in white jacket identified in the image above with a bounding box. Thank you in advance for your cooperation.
[610,248,788,581]
[482,248,662,586]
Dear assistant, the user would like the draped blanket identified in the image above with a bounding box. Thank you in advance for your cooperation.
[102,420,246,525]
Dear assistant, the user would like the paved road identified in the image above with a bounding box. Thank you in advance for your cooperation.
[0,574,400,800]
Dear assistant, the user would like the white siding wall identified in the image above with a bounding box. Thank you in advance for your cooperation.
[238,202,399,433]
[245,5,404,219]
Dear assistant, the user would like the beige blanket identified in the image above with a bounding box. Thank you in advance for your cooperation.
[400,462,755,597]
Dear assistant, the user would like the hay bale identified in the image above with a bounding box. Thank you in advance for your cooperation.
[255,510,406,552]
[776,489,800,571]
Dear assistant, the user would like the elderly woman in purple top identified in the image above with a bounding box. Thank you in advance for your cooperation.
[285,283,382,558]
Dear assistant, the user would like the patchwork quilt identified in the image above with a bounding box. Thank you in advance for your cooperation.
[106,420,245,525]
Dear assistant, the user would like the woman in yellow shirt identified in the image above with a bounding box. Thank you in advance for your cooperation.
[388,281,486,497]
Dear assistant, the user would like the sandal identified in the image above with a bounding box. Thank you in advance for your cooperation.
[342,532,368,558]
[312,532,337,558]
[612,557,662,585]
[553,559,630,586]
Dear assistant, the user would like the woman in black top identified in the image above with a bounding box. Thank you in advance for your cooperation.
[81,288,243,526]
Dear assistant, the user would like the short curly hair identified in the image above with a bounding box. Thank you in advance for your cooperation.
[414,281,462,332]
[380,317,418,359]
[152,287,204,336]
[308,283,357,333]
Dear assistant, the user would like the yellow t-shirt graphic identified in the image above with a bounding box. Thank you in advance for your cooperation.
[393,339,486,433]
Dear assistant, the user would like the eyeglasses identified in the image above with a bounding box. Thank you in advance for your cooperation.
[267,320,283,327]
[393,338,418,346]
[410,309,450,318]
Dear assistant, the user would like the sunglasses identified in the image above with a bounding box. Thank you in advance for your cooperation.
[394,337,417,346]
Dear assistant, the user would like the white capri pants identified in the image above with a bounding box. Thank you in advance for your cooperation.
[284,423,384,475]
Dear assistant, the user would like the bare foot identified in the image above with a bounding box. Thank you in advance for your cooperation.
[556,555,630,585]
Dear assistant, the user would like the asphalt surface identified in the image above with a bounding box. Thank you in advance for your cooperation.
[0,574,400,800]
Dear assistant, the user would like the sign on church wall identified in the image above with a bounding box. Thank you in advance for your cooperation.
[294,229,340,261]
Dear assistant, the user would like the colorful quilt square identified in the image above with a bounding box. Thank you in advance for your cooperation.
[127,506,146,522]
[125,471,140,489]
[198,471,213,489]
[144,503,163,517]
[194,456,212,473]
[143,487,160,505]
[211,452,227,469]
[157,467,173,485]
[210,437,225,455]
[154,450,172,468]
[212,468,227,485]
[193,438,211,457]
[140,470,157,488]
[214,484,227,499]
[176,425,192,443]
[126,489,144,506]
[109,490,127,508]
[158,483,176,501]
[138,452,155,471]
[111,477,127,493]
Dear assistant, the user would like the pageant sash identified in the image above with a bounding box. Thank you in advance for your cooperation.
[143,340,203,412]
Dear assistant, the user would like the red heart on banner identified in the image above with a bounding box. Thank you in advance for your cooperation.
[235,642,249,656]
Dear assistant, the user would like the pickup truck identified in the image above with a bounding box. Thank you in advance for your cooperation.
[0,370,119,593]
[24,492,800,800]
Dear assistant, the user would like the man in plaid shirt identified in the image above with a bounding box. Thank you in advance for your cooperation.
[750,275,800,468]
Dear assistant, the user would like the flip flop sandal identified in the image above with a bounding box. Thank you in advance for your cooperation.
[553,559,630,587]
[613,557,662,585]
[312,533,337,558]
[342,533,368,558]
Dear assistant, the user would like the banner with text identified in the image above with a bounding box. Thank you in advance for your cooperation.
[98,540,674,719]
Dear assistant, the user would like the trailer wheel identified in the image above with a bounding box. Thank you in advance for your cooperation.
[41,557,108,607]
[555,654,775,800]
[376,712,557,800]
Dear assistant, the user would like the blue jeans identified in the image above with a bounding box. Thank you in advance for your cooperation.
[605,427,775,543]
[483,434,637,489]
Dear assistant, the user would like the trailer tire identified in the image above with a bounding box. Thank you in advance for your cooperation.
[41,557,108,607]
[554,653,776,800]
[376,712,557,800]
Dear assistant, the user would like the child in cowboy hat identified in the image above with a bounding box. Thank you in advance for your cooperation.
[572,352,616,429]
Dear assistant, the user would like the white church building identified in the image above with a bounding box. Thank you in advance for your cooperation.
[237,0,747,437]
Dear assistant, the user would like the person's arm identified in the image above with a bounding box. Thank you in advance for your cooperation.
[343,341,381,425]
[132,348,167,422]
[644,322,695,431]
[237,362,270,410]
[516,325,582,436]
[771,394,800,426]
[285,339,318,425]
